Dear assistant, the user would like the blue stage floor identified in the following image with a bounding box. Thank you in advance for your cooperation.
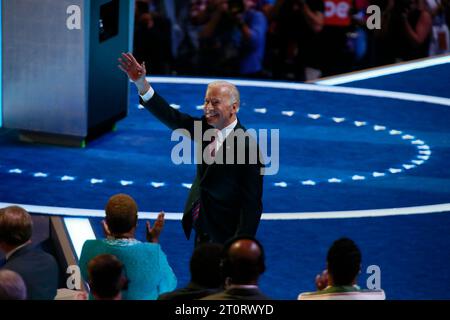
[1,57,450,299]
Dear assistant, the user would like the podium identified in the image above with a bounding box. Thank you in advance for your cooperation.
[1,0,134,146]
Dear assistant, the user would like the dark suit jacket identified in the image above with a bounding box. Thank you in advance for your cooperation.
[201,287,271,300]
[157,282,221,301]
[2,244,59,300]
[141,92,264,243]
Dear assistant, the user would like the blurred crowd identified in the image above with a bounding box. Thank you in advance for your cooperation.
[133,0,450,81]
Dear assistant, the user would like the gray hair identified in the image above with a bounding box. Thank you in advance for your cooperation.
[0,270,27,300]
[207,81,240,110]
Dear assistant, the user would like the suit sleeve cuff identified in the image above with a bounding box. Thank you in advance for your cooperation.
[140,86,155,102]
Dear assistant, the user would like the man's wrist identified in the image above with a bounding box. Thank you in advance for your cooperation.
[140,84,155,102]
[135,78,150,96]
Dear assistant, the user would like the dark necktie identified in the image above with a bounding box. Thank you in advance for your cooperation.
[192,201,200,222]
[193,130,219,222]
[207,133,218,159]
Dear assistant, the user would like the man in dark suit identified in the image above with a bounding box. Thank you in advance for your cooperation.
[158,243,223,300]
[118,53,264,244]
[0,206,59,300]
[202,236,271,300]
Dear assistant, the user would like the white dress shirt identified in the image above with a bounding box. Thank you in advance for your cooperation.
[140,86,155,102]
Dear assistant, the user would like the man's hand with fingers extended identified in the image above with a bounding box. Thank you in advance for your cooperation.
[118,52,150,95]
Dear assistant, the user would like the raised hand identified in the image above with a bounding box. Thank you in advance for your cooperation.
[118,52,150,95]
[118,52,146,83]
[146,212,165,243]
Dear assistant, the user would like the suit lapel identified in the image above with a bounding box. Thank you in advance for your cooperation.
[200,119,244,182]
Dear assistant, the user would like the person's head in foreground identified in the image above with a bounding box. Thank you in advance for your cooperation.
[105,193,138,239]
[104,193,163,243]
[0,269,27,300]
[204,81,240,130]
[0,206,33,254]
[298,237,385,300]
[327,237,361,287]
[88,254,128,300]
[190,243,224,288]
[221,235,266,287]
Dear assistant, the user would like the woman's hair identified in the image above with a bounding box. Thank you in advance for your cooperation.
[105,194,138,235]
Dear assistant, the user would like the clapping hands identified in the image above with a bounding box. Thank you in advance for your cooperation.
[146,212,165,243]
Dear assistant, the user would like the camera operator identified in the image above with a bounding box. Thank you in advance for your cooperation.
[196,0,238,76]
[266,0,325,80]
[230,0,268,76]
[426,0,450,55]
[376,0,432,64]
[195,0,267,77]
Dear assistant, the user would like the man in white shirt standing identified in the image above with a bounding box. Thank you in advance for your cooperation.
[118,53,264,245]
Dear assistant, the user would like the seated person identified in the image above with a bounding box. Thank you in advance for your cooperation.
[158,243,223,300]
[202,235,271,300]
[0,206,59,300]
[0,269,27,300]
[88,254,128,300]
[298,237,386,300]
[79,194,177,300]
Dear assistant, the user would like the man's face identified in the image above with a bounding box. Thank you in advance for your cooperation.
[204,86,238,129]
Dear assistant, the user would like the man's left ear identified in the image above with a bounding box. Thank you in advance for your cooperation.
[232,102,239,114]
